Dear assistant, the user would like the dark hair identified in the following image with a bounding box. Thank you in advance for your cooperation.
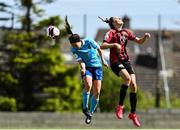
[98,16,115,29]
[65,16,81,43]
[69,34,81,43]
[65,16,73,35]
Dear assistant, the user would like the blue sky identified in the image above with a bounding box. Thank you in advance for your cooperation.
[1,0,180,38]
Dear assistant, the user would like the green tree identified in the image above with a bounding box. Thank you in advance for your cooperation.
[0,14,82,111]
[0,0,82,112]
[14,0,56,32]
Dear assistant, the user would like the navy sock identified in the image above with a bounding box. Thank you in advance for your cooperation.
[119,84,128,105]
[130,92,137,113]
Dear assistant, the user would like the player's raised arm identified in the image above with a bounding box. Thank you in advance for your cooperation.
[134,32,151,44]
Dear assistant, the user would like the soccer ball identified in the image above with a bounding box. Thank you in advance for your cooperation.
[47,25,60,38]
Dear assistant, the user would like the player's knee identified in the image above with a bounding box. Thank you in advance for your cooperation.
[85,84,91,92]
[130,83,137,92]
[93,92,100,99]
[125,76,131,85]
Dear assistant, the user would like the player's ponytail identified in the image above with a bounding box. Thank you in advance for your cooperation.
[98,16,115,29]
[98,16,109,23]
[65,16,81,43]
[65,16,73,35]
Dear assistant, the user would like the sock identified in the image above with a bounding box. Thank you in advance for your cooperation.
[90,95,99,114]
[130,92,137,113]
[82,90,90,109]
[119,84,128,105]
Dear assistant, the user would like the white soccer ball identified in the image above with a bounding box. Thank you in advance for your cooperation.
[47,25,60,38]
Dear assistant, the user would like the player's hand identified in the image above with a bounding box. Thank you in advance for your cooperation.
[144,33,151,39]
[114,43,121,52]
[103,61,109,68]
[81,68,86,76]
[115,43,121,54]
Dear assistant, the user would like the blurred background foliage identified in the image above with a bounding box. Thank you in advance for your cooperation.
[0,28,82,111]
[0,0,82,111]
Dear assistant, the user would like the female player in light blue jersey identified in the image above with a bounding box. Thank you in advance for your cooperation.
[65,16,108,124]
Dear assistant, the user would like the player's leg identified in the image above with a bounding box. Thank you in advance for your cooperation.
[128,74,141,127]
[83,75,93,124]
[111,62,131,119]
[123,61,141,126]
[119,69,131,105]
[116,68,131,119]
[85,79,101,124]
[90,67,103,114]
[85,67,102,124]
[129,74,137,113]
[90,79,101,114]
[82,70,93,117]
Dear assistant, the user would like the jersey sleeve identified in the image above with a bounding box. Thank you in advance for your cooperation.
[71,49,82,62]
[88,38,100,49]
[124,29,136,40]
[103,31,113,43]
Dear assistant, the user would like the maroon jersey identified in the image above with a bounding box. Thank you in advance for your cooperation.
[103,29,136,65]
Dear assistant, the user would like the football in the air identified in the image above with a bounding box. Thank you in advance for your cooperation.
[47,25,60,38]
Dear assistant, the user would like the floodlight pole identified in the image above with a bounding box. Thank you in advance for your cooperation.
[155,33,161,108]
[11,12,14,29]
[83,14,87,37]
[158,15,171,108]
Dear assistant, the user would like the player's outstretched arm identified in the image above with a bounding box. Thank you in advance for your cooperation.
[134,33,151,44]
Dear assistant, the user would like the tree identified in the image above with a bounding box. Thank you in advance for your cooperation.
[0,27,82,111]
[0,0,83,112]
[14,0,56,32]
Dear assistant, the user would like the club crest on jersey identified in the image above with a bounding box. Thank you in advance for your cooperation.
[104,31,110,40]
[121,35,127,44]
[73,54,78,59]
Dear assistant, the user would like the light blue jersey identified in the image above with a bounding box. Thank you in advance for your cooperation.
[71,37,102,68]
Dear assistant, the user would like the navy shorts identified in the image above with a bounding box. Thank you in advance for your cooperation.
[82,67,103,80]
[110,60,135,76]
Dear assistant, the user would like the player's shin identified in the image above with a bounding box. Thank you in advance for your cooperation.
[130,92,137,113]
[90,95,99,114]
[119,84,128,105]
[82,90,90,110]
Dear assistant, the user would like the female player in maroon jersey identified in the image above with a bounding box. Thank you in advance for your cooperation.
[99,16,151,127]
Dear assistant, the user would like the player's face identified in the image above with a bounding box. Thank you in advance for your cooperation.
[71,41,82,49]
[113,17,123,28]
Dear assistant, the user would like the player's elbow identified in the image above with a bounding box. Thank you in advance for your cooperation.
[100,45,105,49]
[135,39,144,45]
[136,41,143,45]
[100,45,106,49]
[100,43,109,49]
[135,37,143,45]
